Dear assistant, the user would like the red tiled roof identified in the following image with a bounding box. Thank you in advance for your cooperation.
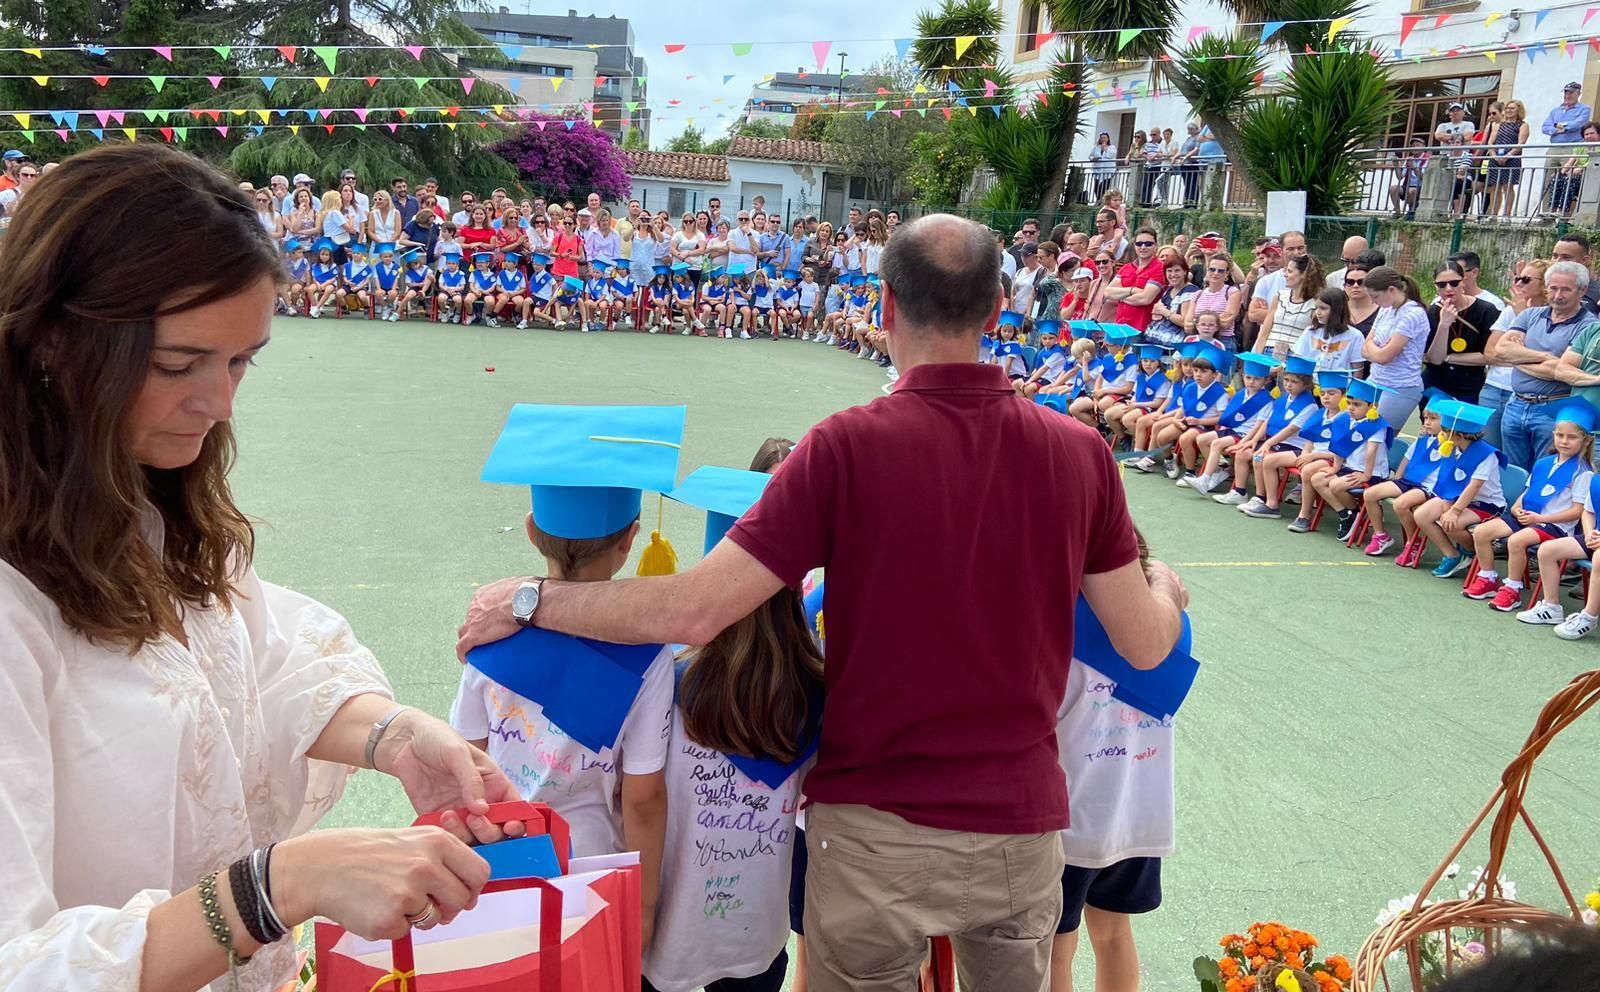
[727,136,836,163]
[623,150,729,183]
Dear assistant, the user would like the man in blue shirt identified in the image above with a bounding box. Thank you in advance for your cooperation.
[1492,261,1600,469]
[1542,81,1592,144]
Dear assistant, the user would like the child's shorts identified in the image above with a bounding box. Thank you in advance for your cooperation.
[1461,500,1506,522]
[341,292,365,309]
[1335,466,1384,482]
[1058,857,1163,934]
[1036,377,1055,388]
[788,826,808,934]
[1214,427,1239,440]
[1493,515,1568,541]
[1390,479,1431,496]
[1266,442,1300,454]
[1009,373,1029,382]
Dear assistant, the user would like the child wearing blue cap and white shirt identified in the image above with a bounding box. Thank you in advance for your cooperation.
[1019,321,1068,399]
[670,263,699,334]
[642,466,824,992]
[399,248,432,320]
[1527,456,1600,636]
[282,238,311,316]
[1464,398,1595,613]
[464,251,498,326]
[434,252,466,323]
[491,253,532,328]
[1410,399,1507,577]
[1283,376,1391,535]
[645,264,672,332]
[453,403,683,949]
[528,253,558,326]
[994,311,1029,381]
[1183,352,1278,494]
[372,242,402,321]
[1105,345,1173,448]
[340,243,374,317]
[610,263,638,331]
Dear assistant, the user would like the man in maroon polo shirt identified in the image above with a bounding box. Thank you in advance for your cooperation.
[457,214,1190,991]
[1104,225,1166,331]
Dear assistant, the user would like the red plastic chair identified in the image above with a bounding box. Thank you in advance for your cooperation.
[922,936,956,992]
[1278,467,1325,531]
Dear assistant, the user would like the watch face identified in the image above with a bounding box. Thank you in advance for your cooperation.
[513,582,539,620]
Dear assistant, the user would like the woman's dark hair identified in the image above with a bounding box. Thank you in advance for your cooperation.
[1315,287,1350,337]
[1364,265,1424,306]
[1287,254,1326,299]
[749,437,795,474]
[679,588,825,762]
[0,143,281,647]
[1432,930,1600,992]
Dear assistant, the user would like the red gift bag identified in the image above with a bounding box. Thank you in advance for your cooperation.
[314,803,641,992]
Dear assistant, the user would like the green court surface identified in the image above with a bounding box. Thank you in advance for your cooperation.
[233,318,1599,990]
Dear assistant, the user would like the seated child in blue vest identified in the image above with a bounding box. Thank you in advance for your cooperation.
[340,242,373,317]
[1240,371,1349,519]
[399,247,433,320]
[1525,449,1600,635]
[1410,399,1507,577]
[434,252,467,322]
[1183,352,1278,495]
[1020,321,1068,399]
[1304,377,1395,540]
[283,238,310,316]
[1143,340,1230,479]
[527,252,558,327]
[372,242,403,321]
[1464,398,1596,613]
[452,403,682,949]
[1069,324,1139,428]
[1105,344,1173,448]
[643,466,823,992]
[1214,355,1318,506]
[1356,399,1445,557]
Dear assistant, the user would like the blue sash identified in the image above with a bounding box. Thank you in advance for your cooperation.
[341,263,370,286]
[673,284,694,300]
[1303,410,1338,447]
[405,266,430,286]
[440,270,465,289]
[1432,439,1505,502]
[1399,435,1444,486]
[1263,392,1316,438]
[288,258,309,281]
[1328,412,1391,459]
[612,279,634,297]
[1523,454,1587,514]
[312,263,339,283]
[465,627,665,754]
[1181,381,1227,418]
[1072,598,1199,719]
[498,271,525,292]
[1099,353,1137,384]
[704,285,726,301]
[1133,369,1165,404]
[674,662,824,790]
[374,263,400,290]
[472,271,498,291]
[1218,388,1274,431]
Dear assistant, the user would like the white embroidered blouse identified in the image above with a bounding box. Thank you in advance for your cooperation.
[0,539,392,990]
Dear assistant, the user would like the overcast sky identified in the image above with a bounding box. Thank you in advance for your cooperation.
[514,1,915,145]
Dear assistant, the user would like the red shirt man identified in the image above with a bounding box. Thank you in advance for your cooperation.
[1109,227,1166,330]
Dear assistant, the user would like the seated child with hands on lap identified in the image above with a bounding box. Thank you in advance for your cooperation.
[451,404,684,948]
[1409,399,1508,578]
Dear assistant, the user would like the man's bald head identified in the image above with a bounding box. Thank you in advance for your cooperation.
[880,214,1002,338]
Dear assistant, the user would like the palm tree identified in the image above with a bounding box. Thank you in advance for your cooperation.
[911,0,1003,91]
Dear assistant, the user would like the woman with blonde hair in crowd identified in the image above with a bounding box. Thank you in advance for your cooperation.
[366,188,401,245]
[1485,99,1530,219]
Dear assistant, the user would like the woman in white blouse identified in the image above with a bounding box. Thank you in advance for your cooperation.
[1256,254,1324,359]
[0,144,522,992]
[365,188,402,245]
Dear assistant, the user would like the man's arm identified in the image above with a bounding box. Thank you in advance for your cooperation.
[1553,348,1600,386]
[1103,274,1133,303]
[1127,280,1163,307]
[1542,108,1561,139]
[1488,330,1559,366]
[1081,559,1187,669]
[455,540,785,659]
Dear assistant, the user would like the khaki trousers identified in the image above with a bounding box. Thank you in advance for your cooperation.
[802,802,1064,992]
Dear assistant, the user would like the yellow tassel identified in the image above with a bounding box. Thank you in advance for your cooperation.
[1166,368,1180,381]
[1270,386,1281,399]
[814,608,825,641]
[635,494,678,576]
[1366,407,1379,421]
[1439,434,1455,458]
[1113,349,1125,362]
[1227,384,1237,396]
[1339,397,1349,411]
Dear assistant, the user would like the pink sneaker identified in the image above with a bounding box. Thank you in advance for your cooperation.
[1462,574,1500,600]
[1490,585,1524,612]
[1364,532,1395,557]
[1395,543,1420,568]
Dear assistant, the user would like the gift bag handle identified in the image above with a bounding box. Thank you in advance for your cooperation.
[387,875,566,992]
[413,800,572,876]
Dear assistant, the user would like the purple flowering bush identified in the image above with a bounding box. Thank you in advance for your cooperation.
[490,114,631,200]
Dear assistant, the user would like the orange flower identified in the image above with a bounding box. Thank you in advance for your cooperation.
[1260,945,1278,960]
[1328,956,1353,982]
[1219,957,1241,978]
[1251,956,1268,971]
[1276,936,1291,952]
[1287,953,1305,969]
[1227,978,1253,992]
[1314,973,1342,992]
[1244,943,1259,957]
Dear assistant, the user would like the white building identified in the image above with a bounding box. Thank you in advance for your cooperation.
[743,71,863,127]
[622,136,870,223]
[998,0,1600,172]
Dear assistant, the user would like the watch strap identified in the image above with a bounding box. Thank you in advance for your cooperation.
[365,705,411,770]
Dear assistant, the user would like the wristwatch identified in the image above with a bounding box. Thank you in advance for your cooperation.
[512,578,545,628]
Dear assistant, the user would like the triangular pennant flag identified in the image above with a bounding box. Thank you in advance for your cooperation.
[731,42,753,56]
[942,106,952,119]
[506,77,521,93]
[256,109,272,123]
[212,46,231,59]
[94,110,111,127]
[812,40,832,70]
[1038,31,1056,46]
[54,128,68,142]
[984,78,998,98]
[723,73,735,84]
[48,111,63,127]
[891,109,902,117]
[261,75,277,91]
[323,123,335,134]
[990,105,1002,117]
[565,119,577,129]
[30,75,48,86]
[955,35,976,58]
[1261,20,1287,42]
[122,128,136,141]
[396,108,412,117]
[1587,6,1600,25]
[153,46,172,60]
[387,122,398,133]
[173,126,187,141]
[461,76,475,94]
[596,75,608,86]
[1536,8,1551,28]
[354,123,366,131]
[1117,28,1143,51]
[216,125,228,137]
[11,113,28,128]
[91,75,110,86]
[550,76,564,93]
[1327,16,1355,42]
[535,119,548,130]
[227,108,243,118]
[61,111,77,130]
[664,43,685,53]
[874,99,886,110]
[626,100,638,111]
[90,128,103,140]
[314,76,331,91]
[894,37,914,61]
[150,110,169,123]
[110,111,125,124]
[1527,41,1546,62]
[354,108,369,122]
[1484,11,1504,28]
[967,106,977,115]
[312,46,339,72]
[276,46,296,62]
[444,121,456,130]
[405,45,425,60]
[251,124,264,135]
[1186,25,1210,44]
[411,76,428,89]
[159,126,174,142]
[289,124,299,135]
[21,47,42,58]
[148,75,167,92]
[365,75,379,86]
[499,43,523,59]
[207,74,223,88]
[1400,14,1423,44]
[1562,38,1572,57]
[1485,49,1498,62]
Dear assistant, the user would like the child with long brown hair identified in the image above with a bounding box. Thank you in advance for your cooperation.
[645,465,824,992]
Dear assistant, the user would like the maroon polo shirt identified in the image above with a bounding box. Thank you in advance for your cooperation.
[727,362,1139,834]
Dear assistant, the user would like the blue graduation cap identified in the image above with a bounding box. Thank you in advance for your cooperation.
[1317,370,1352,392]
[473,251,494,264]
[1072,597,1198,719]
[1100,323,1141,344]
[562,274,584,292]
[1551,396,1600,432]
[1035,318,1063,337]
[1137,344,1167,361]
[1067,319,1101,339]
[347,242,368,255]
[652,264,670,276]
[1283,355,1317,376]
[1038,393,1070,414]
[666,465,772,557]
[1236,352,1282,378]
[591,258,612,273]
[531,252,552,266]
[441,251,462,264]
[503,252,521,265]
[670,260,690,274]
[1181,339,1233,374]
[1345,377,1386,405]
[480,403,687,540]
[284,237,303,251]
[374,241,397,255]
[313,237,336,253]
[866,273,880,285]
[761,263,777,277]
[709,266,727,279]
[998,309,1025,329]
[398,246,422,262]
[1431,398,1494,435]
[782,268,801,281]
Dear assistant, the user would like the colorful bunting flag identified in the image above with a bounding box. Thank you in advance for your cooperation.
[212,46,231,58]
[153,46,172,60]
[1535,8,1551,28]
[261,75,277,91]
[1186,25,1210,44]
[1117,28,1143,51]
[551,77,564,93]
[1587,7,1600,25]
[1327,17,1355,42]
[1261,21,1287,42]
[664,44,685,54]
[499,44,523,59]
[91,75,109,86]
[312,46,338,72]
[1484,12,1504,29]
[1399,14,1423,44]
[461,77,475,94]
[723,73,735,84]
[216,126,228,137]
[894,37,914,61]
[731,42,753,56]
[404,45,425,60]
[148,75,166,91]
[955,36,976,58]
[812,40,832,70]
[11,113,26,128]
[30,75,48,86]
[207,74,223,88]
[123,128,136,141]
[21,47,42,58]
[276,45,296,62]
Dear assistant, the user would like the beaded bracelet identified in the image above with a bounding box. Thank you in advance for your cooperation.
[197,871,247,992]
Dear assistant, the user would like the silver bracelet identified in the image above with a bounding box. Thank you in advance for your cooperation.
[365,705,412,771]
[249,847,290,941]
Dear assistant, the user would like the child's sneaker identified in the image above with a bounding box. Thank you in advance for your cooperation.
[1463,575,1501,600]
[516,319,529,329]
[1431,553,1468,579]
[1395,543,1421,568]
[740,329,752,340]
[555,319,567,330]
[680,324,691,335]
[1285,516,1311,532]
[1191,471,1226,494]
[1284,483,1303,504]
[802,332,812,341]
[1214,488,1250,506]
[1489,585,1525,612]
[1334,509,1359,543]
[309,305,321,318]
[1364,532,1394,556]
[1243,501,1282,519]
[621,317,634,329]
[485,316,500,327]
[1163,459,1184,481]
[1131,456,1157,473]
[1176,474,1196,488]
[1516,600,1566,625]
[1554,609,1598,639]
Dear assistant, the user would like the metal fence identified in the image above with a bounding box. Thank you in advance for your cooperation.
[1349,144,1594,222]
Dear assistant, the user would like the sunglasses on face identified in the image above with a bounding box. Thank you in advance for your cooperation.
[1134,240,1155,248]
[1207,267,1228,275]
[1514,275,1534,284]
[1345,277,1365,286]
[1434,279,1462,289]
[19,171,37,178]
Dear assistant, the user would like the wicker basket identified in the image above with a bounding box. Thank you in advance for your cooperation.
[1350,668,1600,992]
[1255,963,1320,992]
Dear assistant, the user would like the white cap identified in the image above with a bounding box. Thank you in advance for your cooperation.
[1072,266,1096,280]
[577,207,592,217]
[292,172,313,184]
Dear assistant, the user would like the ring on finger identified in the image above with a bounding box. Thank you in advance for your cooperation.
[405,901,437,929]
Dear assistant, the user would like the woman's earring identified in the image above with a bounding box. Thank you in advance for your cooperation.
[39,362,50,389]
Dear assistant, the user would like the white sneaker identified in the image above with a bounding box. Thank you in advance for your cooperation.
[1213,488,1250,505]
[649,325,659,334]
[388,311,400,322]
[1237,496,1267,514]
[1284,484,1303,505]
[554,320,566,329]
[692,319,705,330]
[1131,457,1157,473]
[1516,601,1567,626]
[1556,610,1598,639]
[516,319,528,329]
[740,330,751,340]
[622,317,634,329]
[309,305,321,318]
[681,325,691,335]
[1191,471,1226,494]
[885,365,899,381]
[802,332,812,341]
[1176,474,1195,488]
